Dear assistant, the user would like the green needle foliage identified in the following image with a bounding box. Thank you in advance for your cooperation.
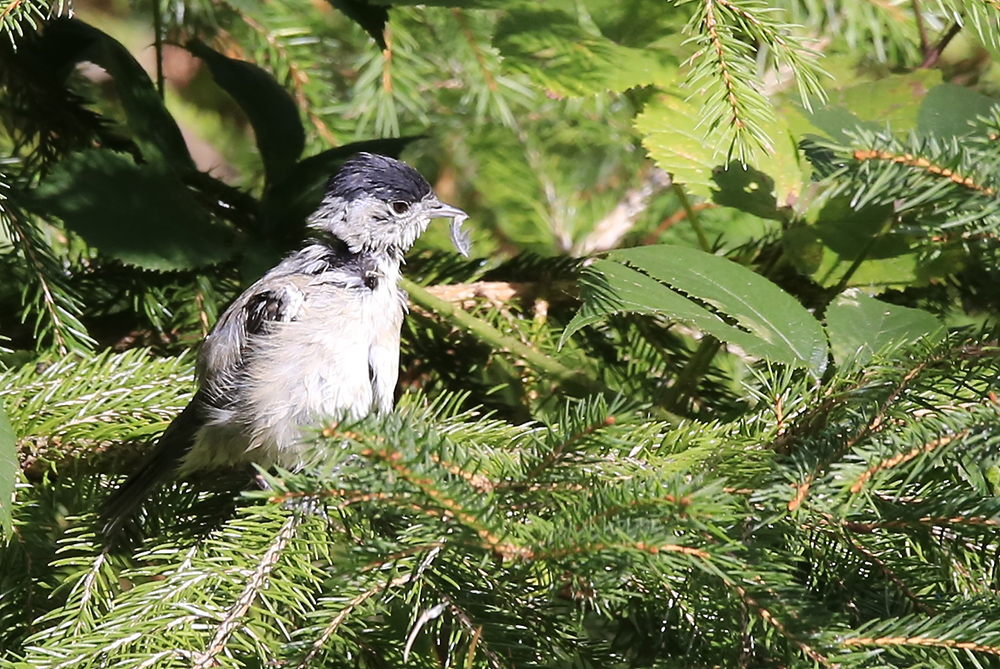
[2,0,1000,667]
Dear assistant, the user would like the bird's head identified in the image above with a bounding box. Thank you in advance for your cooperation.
[308,152,470,258]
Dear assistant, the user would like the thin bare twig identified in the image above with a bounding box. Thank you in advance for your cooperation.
[572,169,671,256]
[921,22,961,68]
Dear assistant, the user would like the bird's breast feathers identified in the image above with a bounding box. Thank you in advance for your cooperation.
[183,255,404,472]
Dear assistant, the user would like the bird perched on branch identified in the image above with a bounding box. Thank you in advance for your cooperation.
[102,152,470,536]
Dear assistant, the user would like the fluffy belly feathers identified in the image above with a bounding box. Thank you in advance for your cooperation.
[181,278,402,473]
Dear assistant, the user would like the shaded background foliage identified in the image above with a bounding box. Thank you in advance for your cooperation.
[2,0,1000,667]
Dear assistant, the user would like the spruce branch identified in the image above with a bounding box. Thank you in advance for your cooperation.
[0,349,194,464]
[773,0,922,63]
[0,0,66,46]
[730,582,834,667]
[0,175,93,354]
[935,0,1000,53]
[192,513,300,669]
[840,612,1000,656]
[295,574,413,668]
[216,4,338,145]
[781,336,997,510]
[402,278,600,392]
[807,129,1000,252]
[679,0,825,160]
[841,530,938,615]
[849,428,970,494]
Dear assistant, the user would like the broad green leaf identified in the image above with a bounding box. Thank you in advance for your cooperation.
[494,9,676,97]
[325,0,389,49]
[802,70,941,140]
[710,163,783,221]
[563,246,828,377]
[826,289,944,367]
[34,150,235,271]
[0,400,15,542]
[188,41,305,184]
[794,73,994,143]
[636,94,805,206]
[783,197,964,291]
[574,0,685,48]
[917,84,999,138]
[42,19,193,169]
[787,198,907,288]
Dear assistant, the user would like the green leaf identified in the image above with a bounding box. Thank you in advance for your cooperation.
[188,41,305,184]
[325,0,388,49]
[785,199,906,288]
[917,83,1000,139]
[34,150,235,271]
[800,70,941,140]
[563,245,828,377]
[636,94,805,206]
[710,163,783,221]
[783,196,962,291]
[0,399,15,542]
[42,18,193,169]
[826,289,945,367]
[494,9,676,97]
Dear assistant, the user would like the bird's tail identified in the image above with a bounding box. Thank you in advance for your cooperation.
[101,400,202,540]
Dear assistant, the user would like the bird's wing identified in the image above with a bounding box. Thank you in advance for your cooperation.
[102,280,307,541]
[197,280,308,404]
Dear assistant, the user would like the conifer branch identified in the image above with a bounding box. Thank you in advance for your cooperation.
[297,575,413,667]
[842,532,938,615]
[0,188,93,354]
[788,348,943,511]
[402,278,602,392]
[730,583,833,667]
[849,429,969,493]
[192,513,300,669]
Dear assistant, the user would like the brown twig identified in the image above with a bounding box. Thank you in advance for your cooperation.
[921,22,962,68]
[643,202,716,245]
[572,169,671,256]
[422,280,575,309]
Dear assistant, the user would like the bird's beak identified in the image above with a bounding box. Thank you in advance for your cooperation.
[429,200,471,257]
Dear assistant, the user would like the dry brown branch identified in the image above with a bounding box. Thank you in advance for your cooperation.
[573,169,671,256]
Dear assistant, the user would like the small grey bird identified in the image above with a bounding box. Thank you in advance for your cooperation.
[103,152,469,535]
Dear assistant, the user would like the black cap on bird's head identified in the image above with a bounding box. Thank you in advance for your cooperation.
[310,152,470,258]
[326,152,432,204]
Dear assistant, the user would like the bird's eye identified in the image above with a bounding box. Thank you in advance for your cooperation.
[391,201,410,215]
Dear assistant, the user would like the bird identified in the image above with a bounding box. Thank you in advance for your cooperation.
[102,152,470,536]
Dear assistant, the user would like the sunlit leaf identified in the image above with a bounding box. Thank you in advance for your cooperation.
[563,245,828,377]
[825,289,944,367]
[0,400,15,542]
[636,94,805,206]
